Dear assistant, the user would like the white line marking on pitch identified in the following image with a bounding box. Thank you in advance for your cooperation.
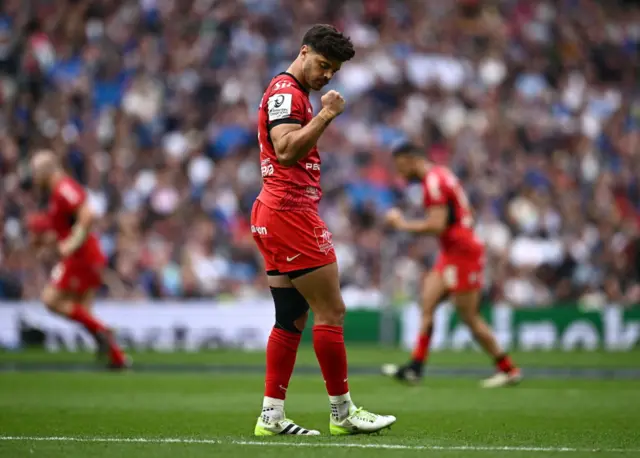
[0,436,638,454]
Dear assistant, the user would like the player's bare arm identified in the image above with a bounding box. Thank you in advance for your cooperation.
[385,206,448,235]
[58,203,94,257]
[270,90,344,166]
[33,235,57,262]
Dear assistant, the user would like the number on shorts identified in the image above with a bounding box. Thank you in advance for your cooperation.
[443,265,458,289]
[51,263,64,283]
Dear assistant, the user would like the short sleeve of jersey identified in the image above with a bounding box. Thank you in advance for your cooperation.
[266,87,306,130]
[424,172,449,207]
[54,178,86,213]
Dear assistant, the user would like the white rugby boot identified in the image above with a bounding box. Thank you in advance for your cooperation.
[329,405,396,435]
[481,368,522,388]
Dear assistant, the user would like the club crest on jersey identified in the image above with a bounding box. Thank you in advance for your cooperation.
[268,93,293,121]
[314,227,334,254]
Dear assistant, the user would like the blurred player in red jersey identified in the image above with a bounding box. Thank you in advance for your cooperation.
[251,24,396,436]
[382,142,521,388]
[28,150,129,370]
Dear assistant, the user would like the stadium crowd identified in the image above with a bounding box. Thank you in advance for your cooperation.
[0,0,639,308]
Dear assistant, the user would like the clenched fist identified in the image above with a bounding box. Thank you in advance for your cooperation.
[385,208,405,229]
[321,90,345,118]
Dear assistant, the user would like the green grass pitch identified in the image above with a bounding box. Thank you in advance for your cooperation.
[1,347,639,458]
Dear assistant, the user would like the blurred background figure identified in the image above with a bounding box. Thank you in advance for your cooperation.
[0,0,638,309]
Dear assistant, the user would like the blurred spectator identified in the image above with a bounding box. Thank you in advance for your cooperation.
[0,0,639,308]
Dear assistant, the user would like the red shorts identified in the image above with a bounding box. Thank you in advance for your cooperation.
[433,250,485,293]
[50,257,105,294]
[251,199,336,274]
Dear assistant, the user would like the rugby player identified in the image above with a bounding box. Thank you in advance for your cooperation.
[382,142,521,388]
[251,24,396,436]
[28,150,128,370]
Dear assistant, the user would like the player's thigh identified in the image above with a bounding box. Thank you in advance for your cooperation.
[290,262,345,324]
[452,289,482,323]
[267,274,294,288]
[41,282,72,313]
[420,268,448,316]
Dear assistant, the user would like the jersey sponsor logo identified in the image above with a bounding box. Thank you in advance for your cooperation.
[305,163,320,171]
[261,159,274,177]
[305,187,319,200]
[443,265,458,289]
[313,227,334,254]
[268,93,293,121]
[251,225,268,236]
[273,81,294,91]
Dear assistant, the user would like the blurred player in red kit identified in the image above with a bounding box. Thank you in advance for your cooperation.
[27,150,128,370]
[382,142,521,388]
[251,24,396,436]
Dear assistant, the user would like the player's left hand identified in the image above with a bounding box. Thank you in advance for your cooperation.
[385,208,405,229]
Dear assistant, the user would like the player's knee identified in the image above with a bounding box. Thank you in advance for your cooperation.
[41,288,66,314]
[271,287,310,334]
[294,310,309,331]
[421,287,446,311]
[40,287,56,308]
[459,309,481,328]
[313,301,345,326]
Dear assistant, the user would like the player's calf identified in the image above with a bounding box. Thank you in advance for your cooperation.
[463,314,504,356]
[455,294,521,387]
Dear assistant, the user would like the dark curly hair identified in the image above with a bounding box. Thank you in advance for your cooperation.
[302,24,355,62]
[391,141,422,157]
